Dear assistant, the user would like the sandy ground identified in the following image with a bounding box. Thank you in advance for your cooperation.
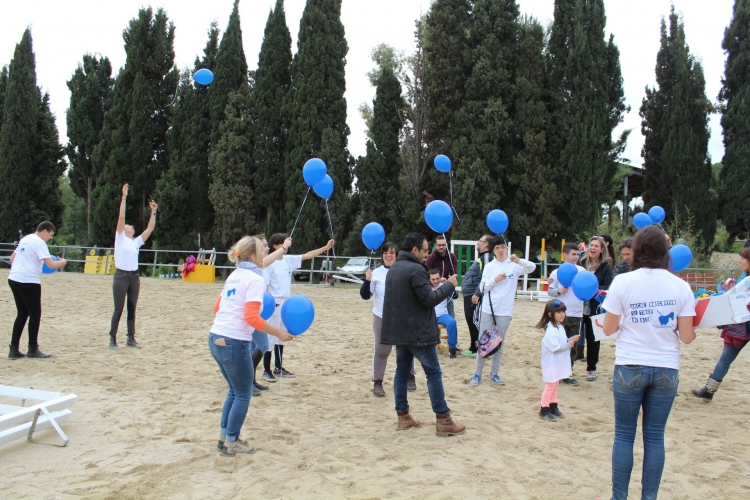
[0,269,749,499]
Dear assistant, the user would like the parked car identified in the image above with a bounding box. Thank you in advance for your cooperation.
[338,257,371,277]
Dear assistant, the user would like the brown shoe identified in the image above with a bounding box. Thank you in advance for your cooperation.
[435,412,466,437]
[396,410,422,430]
[373,380,385,397]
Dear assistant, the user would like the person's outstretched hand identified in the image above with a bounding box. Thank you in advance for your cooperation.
[122,183,129,197]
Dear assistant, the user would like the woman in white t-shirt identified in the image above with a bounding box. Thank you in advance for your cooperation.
[601,225,696,500]
[210,236,294,457]
[469,234,535,386]
[7,221,67,359]
[261,232,334,381]
[109,183,157,349]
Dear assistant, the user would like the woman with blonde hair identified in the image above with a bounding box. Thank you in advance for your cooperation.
[577,236,613,381]
[209,236,294,457]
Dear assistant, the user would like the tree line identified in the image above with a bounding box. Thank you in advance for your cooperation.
[0,0,748,258]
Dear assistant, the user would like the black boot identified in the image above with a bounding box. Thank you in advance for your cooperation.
[539,406,556,421]
[549,402,565,418]
[27,345,51,358]
[572,345,585,362]
[251,349,268,390]
[109,335,118,349]
[8,344,26,360]
[126,335,141,348]
[691,376,721,401]
[449,348,457,359]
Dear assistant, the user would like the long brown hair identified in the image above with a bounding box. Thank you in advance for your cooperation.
[535,299,567,329]
[632,226,670,271]
[582,236,606,270]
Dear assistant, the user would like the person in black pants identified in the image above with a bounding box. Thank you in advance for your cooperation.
[7,221,67,359]
[460,235,493,356]
[578,236,613,381]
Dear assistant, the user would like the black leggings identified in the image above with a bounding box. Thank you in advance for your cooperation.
[463,295,479,353]
[583,315,600,371]
[110,271,140,338]
[263,345,284,372]
[8,280,42,349]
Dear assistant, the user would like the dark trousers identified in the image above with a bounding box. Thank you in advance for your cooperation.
[583,315,600,371]
[8,280,42,349]
[110,271,140,339]
[463,295,479,353]
[563,316,583,368]
[263,345,284,372]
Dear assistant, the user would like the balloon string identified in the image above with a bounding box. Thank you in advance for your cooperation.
[443,232,456,275]
[290,187,310,237]
[449,173,461,221]
[325,200,337,261]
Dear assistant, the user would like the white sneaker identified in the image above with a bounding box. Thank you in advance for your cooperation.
[470,374,481,386]
[490,374,506,385]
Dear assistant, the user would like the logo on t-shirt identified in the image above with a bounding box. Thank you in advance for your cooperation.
[20,247,25,253]
[629,300,677,328]
[657,311,675,326]
[227,288,236,298]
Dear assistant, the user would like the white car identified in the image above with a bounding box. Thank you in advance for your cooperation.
[338,257,371,277]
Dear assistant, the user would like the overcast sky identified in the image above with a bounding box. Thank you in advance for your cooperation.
[0,0,734,168]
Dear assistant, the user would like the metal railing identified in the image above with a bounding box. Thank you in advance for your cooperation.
[0,242,380,284]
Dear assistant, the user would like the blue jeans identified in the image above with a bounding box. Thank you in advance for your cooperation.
[612,365,679,500]
[711,342,747,381]
[208,333,254,442]
[437,314,458,349]
[447,299,455,318]
[394,345,450,414]
[252,330,269,353]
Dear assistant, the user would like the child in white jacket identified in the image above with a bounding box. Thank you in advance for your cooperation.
[537,299,580,421]
[469,235,535,386]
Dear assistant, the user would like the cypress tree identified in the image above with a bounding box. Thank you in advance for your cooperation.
[0,30,65,241]
[283,0,352,252]
[0,66,8,130]
[547,0,626,235]
[66,54,114,243]
[209,0,248,147]
[155,23,219,250]
[252,0,292,235]
[718,0,750,240]
[507,16,563,244]
[450,0,519,239]
[208,86,256,246]
[91,7,179,244]
[641,7,714,252]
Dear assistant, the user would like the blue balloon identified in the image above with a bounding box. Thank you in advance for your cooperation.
[556,262,579,288]
[648,205,666,224]
[303,158,327,187]
[633,212,654,229]
[486,209,509,234]
[281,295,315,335]
[424,200,453,233]
[313,174,334,199]
[571,270,599,301]
[434,154,452,173]
[361,222,386,251]
[261,292,276,321]
[42,255,59,275]
[194,68,214,85]
[669,244,693,273]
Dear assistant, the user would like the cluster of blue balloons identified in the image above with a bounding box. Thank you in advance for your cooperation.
[556,263,599,301]
[42,255,59,275]
[194,68,214,85]
[633,205,666,229]
[261,292,315,335]
[303,158,334,199]
[361,222,386,251]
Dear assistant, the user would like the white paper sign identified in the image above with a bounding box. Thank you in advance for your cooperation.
[728,292,750,323]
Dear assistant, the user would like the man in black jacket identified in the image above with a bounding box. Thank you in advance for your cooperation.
[613,238,633,277]
[381,233,466,436]
[460,235,493,356]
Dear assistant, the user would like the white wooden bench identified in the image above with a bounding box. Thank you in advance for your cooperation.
[0,386,77,447]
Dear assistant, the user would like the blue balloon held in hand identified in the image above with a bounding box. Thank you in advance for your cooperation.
[648,205,666,224]
[669,244,693,273]
[556,262,579,288]
[633,212,654,229]
[261,292,276,321]
[361,222,386,251]
[434,154,452,173]
[424,200,453,233]
[313,174,334,199]
[281,295,315,335]
[571,270,598,301]
[486,209,509,234]
[42,255,59,275]
[194,68,214,85]
[303,158,327,187]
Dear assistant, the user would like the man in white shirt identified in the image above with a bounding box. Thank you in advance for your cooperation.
[7,221,67,359]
